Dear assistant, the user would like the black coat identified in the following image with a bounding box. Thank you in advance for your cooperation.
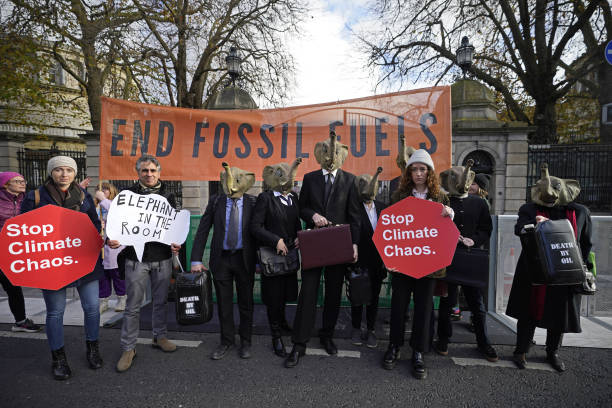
[449,195,492,249]
[123,181,176,262]
[357,200,387,280]
[505,202,592,332]
[190,193,257,280]
[298,169,361,245]
[250,191,302,248]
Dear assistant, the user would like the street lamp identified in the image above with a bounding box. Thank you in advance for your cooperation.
[226,47,241,86]
[456,36,474,78]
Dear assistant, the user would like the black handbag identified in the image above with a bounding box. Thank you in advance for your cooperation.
[443,247,489,288]
[531,219,586,285]
[175,257,213,325]
[345,265,372,306]
[257,246,300,277]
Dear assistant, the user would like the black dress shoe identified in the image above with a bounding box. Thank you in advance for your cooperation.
[239,342,252,359]
[546,352,566,372]
[272,337,287,357]
[513,353,527,369]
[478,344,499,362]
[211,343,233,360]
[284,347,305,368]
[411,351,427,379]
[383,344,401,370]
[320,338,338,355]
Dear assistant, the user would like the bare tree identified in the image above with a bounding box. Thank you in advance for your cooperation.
[360,0,610,144]
[8,0,143,132]
[131,0,305,109]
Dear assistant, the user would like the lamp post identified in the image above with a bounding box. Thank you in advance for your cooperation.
[456,36,474,79]
[225,47,241,86]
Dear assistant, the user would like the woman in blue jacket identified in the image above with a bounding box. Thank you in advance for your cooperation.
[20,156,104,380]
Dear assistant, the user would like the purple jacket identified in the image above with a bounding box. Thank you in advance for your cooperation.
[0,188,24,230]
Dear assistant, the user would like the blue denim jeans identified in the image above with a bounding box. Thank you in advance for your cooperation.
[42,279,100,351]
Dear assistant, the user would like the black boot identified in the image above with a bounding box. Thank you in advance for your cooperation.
[86,340,103,369]
[546,351,566,372]
[383,344,401,370]
[411,350,426,379]
[51,347,72,381]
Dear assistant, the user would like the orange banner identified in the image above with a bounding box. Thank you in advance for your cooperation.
[100,87,451,181]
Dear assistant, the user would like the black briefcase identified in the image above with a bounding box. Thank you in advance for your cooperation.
[345,265,372,306]
[443,247,489,288]
[175,263,214,325]
[531,219,585,285]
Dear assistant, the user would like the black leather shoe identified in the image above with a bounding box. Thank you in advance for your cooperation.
[478,344,499,362]
[383,344,401,370]
[51,347,72,381]
[434,339,448,356]
[272,337,287,357]
[211,343,233,360]
[86,340,103,369]
[513,353,527,369]
[320,338,338,355]
[284,346,305,368]
[412,351,427,379]
[546,352,566,372]
[239,342,252,359]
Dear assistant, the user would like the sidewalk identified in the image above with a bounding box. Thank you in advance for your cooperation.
[2,293,611,349]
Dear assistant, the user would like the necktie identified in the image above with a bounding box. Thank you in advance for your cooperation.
[279,195,291,206]
[323,173,333,205]
[226,198,239,250]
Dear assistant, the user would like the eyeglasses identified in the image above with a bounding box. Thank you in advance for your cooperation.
[10,179,27,185]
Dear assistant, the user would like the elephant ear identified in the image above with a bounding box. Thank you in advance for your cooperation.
[335,143,349,169]
[559,179,581,205]
[262,165,278,191]
[242,171,256,191]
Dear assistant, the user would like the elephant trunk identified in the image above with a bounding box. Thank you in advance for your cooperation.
[222,162,234,193]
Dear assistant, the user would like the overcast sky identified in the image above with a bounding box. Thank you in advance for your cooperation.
[282,0,380,107]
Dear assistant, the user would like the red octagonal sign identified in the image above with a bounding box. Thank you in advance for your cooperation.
[0,205,103,290]
[373,197,460,279]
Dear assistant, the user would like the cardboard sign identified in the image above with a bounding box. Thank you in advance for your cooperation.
[0,205,103,290]
[99,87,452,181]
[106,190,190,261]
[372,197,459,279]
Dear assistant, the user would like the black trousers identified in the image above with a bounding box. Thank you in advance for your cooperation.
[213,251,254,345]
[261,273,297,337]
[0,269,26,323]
[437,283,490,347]
[389,273,435,352]
[291,264,345,350]
[350,273,384,330]
[515,318,563,354]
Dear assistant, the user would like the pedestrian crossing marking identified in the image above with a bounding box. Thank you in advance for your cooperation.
[452,357,556,372]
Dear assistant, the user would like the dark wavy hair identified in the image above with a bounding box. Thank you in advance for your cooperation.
[394,163,441,201]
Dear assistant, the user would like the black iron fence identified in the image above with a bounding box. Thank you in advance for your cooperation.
[18,148,87,190]
[527,144,612,213]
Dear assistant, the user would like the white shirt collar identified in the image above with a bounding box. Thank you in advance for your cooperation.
[273,191,291,198]
[322,169,338,178]
[412,187,428,199]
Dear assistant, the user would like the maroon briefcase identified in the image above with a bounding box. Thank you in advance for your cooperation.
[298,224,354,270]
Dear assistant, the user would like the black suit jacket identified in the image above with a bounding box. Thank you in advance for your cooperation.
[449,195,492,249]
[298,169,361,244]
[357,200,386,278]
[250,191,302,248]
[190,193,257,280]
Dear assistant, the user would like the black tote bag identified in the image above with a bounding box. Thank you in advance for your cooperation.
[443,247,489,288]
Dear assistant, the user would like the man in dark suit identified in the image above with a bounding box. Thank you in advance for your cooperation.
[191,163,257,360]
[285,132,361,368]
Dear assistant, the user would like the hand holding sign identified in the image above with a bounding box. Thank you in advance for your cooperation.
[106,190,190,261]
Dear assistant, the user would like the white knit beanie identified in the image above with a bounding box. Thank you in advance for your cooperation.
[47,156,78,176]
[405,149,435,171]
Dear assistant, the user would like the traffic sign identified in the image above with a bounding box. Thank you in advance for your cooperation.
[372,196,459,279]
[0,205,103,290]
[606,40,612,66]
